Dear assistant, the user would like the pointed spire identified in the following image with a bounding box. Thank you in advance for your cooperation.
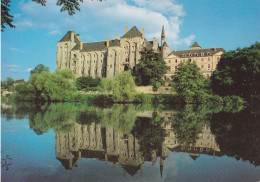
[161,25,165,38]
[161,25,165,46]
[160,157,164,178]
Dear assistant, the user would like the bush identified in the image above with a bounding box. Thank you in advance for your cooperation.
[223,95,244,113]
[134,93,153,103]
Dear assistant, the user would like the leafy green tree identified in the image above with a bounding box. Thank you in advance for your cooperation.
[2,77,15,91]
[30,64,50,75]
[29,69,76,101]
[135,50,169,88]
[172,61,210,103]
[76,76,101,90]
[1,0,103,31]
[211,42,260,99]
[102,71,136,102]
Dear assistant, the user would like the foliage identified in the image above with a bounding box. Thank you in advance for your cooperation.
[100,104,137,134]
[171,104,211,146]
[210,107,260,166]
[211,42,260,99]
[30,64,50,75]
[1,0,15,31]
[135,50,169,88]
[1,77,15,91]
[172,61,210,103]
[76,76,101,90]
[14,82,36,101]
[1,0,102,31]
[222,95,244,113]
[29,69,76,101]
[132,116,166,158]
[101,71,136,102]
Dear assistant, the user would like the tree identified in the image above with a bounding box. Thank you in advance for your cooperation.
[1,0,15,31]
[102,71,136,102]
[135,50,169,88]
[1,0,102,31]
[211,42,260,99]
[30,64,49,75]
[75,76,101,90]
[172,60,210,103]
[29,69,76,101]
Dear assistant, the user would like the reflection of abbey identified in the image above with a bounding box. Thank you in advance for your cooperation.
[56,26,225,79]
[55,117,220,176]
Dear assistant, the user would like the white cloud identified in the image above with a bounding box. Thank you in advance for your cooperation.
[8,47,26,53]
[4,64,19,68]
[24,68,33,72]
[9,69,19,72]
[15,0,195,48]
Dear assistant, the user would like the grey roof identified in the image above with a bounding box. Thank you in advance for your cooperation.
[169,48,225,58]
[59,31,80,43]
[190,41,201,48]
[71,39,120,52]
[121,26,142,38]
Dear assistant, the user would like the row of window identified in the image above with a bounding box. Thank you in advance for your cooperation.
[182,52,211,57]
[168,57,220,64]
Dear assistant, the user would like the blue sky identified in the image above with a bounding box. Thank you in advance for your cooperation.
[1,0,260,80]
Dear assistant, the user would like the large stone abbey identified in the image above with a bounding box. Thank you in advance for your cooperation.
[56,26,225,79]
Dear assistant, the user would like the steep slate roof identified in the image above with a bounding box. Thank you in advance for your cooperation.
[190,41,201,48]
[71,39,120,52]
[169,48,226,58]
[59,31,80,43]
[121,26,142,38]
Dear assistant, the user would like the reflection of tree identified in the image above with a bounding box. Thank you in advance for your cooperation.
[100,104,137,134]
[29,103,77,134]
[1,155,12,171]
[171,105,211,146]
[131,117,166,158]
[210,108,260,166]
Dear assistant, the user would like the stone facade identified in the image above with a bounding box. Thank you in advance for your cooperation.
[56,26,225,80]
[56,26,160,78]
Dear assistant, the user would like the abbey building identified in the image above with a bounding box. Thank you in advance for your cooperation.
[56,26,225,79]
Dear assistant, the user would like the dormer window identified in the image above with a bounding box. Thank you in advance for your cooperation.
[207,52,211,56]
[189,53,192,57]
[195,53,198,56]
[201,53,204,56]
[182,54,185,57]
[74,54,76,58]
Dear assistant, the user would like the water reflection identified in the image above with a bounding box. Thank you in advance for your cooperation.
[2,102,260,178]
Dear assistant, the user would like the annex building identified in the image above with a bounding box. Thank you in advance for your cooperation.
[56,26,225,79]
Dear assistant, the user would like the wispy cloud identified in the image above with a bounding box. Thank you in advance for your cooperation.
[4,64,19,68]
[23,68,33,72]
[9,69,19,72]
[15,0,195,47]
[8,47,26,53]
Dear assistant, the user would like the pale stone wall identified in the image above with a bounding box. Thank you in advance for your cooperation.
[135,86,174,94]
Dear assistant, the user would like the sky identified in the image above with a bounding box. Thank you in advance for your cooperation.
[1,0,260,80]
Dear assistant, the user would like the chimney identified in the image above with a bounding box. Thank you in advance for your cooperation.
[174,48,177,52]
[214,47,216,51]
[125,25,128,33]
[71,31,74,42]
[76,34,80,41]
[115,33,118,39]
[142,28,145,38]
[106,37,109,47]
[80,41,83,50]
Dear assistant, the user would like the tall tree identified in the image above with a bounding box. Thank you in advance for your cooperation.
[1,0,102,31]
[211,42,260,98]
[172,60,209,103]
[135,50,169,88]
[30,64,49,75]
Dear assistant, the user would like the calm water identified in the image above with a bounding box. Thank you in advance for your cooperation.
[1,102,260,182]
